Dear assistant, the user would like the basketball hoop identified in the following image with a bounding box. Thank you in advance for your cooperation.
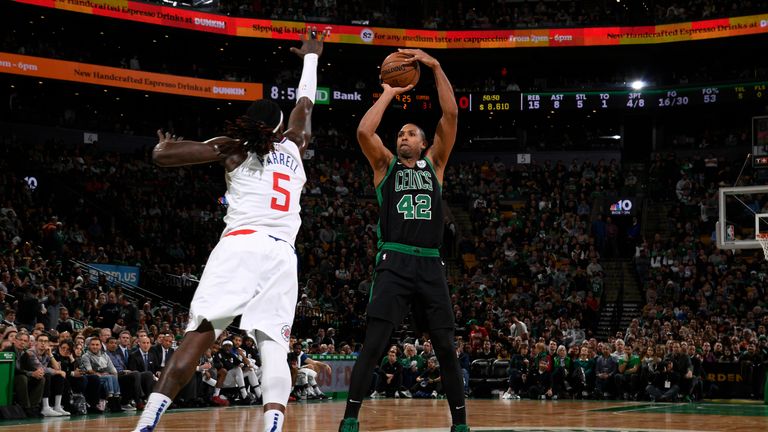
[757,233,768,261]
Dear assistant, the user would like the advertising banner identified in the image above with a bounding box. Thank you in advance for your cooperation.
[87,263,141,286]
[0,52,262,100]
[14,0,768,48]
[308,355,356,394]
[704,362,765,399]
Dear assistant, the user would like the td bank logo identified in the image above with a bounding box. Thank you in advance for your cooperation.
[315,87,330,105]
[314,87,365,105]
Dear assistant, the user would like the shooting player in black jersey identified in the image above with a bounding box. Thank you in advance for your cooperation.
[338,49,468,432]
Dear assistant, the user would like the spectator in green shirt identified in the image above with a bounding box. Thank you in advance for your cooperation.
[573,346,595,398]
[615,344,641,400]
[400,343,425,390]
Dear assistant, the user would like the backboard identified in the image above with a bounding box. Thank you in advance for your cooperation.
[716,185,768,249]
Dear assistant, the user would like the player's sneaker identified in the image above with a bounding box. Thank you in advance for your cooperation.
[211,395,230,406]
[450,425,471,432]
[338,417,359,432]
[41,406,61,417]
[53,405,71,416]
[501,391,513,400]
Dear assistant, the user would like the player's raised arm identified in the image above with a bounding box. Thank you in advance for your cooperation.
[357,82,413,186]
[400,49,458,183]
[283,26,328,156]
[152,130,240,167]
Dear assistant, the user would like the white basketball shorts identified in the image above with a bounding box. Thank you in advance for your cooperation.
[185,229,297,351]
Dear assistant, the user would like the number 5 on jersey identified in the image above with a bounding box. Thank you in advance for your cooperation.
[397,194,432,220]
[271,172,291,212]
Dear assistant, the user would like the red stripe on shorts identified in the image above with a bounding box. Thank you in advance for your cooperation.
[224,229,257,237]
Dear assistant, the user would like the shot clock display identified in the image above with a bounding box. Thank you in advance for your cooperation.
[267,81,767,112]
[372,92,433,111]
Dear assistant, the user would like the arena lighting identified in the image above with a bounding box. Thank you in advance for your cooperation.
[630,80,646,90]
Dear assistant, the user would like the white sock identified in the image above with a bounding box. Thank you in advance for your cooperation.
[42,398,51,409]
[263,409,284,432]
[253,385,263,399]
[213,388,221,397]
[54,394,63,408]
[240,387,249,398]
[204,377,217,387]
[135,393,172,430]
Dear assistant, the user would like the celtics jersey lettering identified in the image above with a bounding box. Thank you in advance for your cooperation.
[376,157,443,249]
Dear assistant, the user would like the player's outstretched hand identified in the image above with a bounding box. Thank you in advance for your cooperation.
[398,48,439,69]
[157,129,183,144]
[290,26,329,58]
[381,82,414,95]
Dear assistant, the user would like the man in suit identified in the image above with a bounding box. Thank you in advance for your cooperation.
[150,333,174,371]
[117,331,134,365]
[128,335,159,400]
[3,331,44,417]
[106,336,143,410]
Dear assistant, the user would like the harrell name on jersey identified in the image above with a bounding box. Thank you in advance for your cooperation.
[222,138,306,245]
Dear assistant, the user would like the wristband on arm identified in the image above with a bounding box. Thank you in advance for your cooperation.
[296,53,318,103]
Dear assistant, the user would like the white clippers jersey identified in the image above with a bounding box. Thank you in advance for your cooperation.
[222,138,306,245]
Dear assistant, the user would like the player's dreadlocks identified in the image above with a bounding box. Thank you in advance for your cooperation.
[225,99,283,156]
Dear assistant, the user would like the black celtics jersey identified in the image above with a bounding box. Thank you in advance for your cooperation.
[376,157,443,250]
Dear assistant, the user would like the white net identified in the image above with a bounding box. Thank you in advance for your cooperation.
[757,233,768,261]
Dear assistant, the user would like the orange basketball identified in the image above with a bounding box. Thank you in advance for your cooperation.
[380,51,420,88]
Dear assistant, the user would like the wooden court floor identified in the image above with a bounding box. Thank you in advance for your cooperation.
[1,399,767,431]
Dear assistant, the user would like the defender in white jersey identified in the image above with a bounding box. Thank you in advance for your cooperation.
[133,27,328,432]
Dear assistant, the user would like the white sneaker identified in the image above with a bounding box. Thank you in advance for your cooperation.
[501,391,513,400]
[394,391,400,398]
[514,394,521,400]
[430,391,438,398]
[402,390,412,398]
[370,391,383,398]
[552,395,558,400]
[53,406,71,416]
[41,406,61,417]
[122,404,137,411]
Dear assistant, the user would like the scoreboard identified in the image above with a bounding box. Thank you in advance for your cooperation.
[456,81,768,112]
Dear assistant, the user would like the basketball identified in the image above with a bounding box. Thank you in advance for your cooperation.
[380,51,420,88]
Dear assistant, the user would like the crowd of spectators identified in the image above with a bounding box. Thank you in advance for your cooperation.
[1,124,768,419]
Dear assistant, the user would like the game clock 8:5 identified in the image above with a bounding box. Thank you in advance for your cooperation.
[270,85,295,101]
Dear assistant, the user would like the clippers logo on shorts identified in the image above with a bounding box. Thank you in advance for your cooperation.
[281,325,291,342]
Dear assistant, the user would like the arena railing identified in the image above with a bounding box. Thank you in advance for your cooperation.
[70,259,188,313]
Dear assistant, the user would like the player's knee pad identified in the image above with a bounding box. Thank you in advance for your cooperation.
[256,330,291,406]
